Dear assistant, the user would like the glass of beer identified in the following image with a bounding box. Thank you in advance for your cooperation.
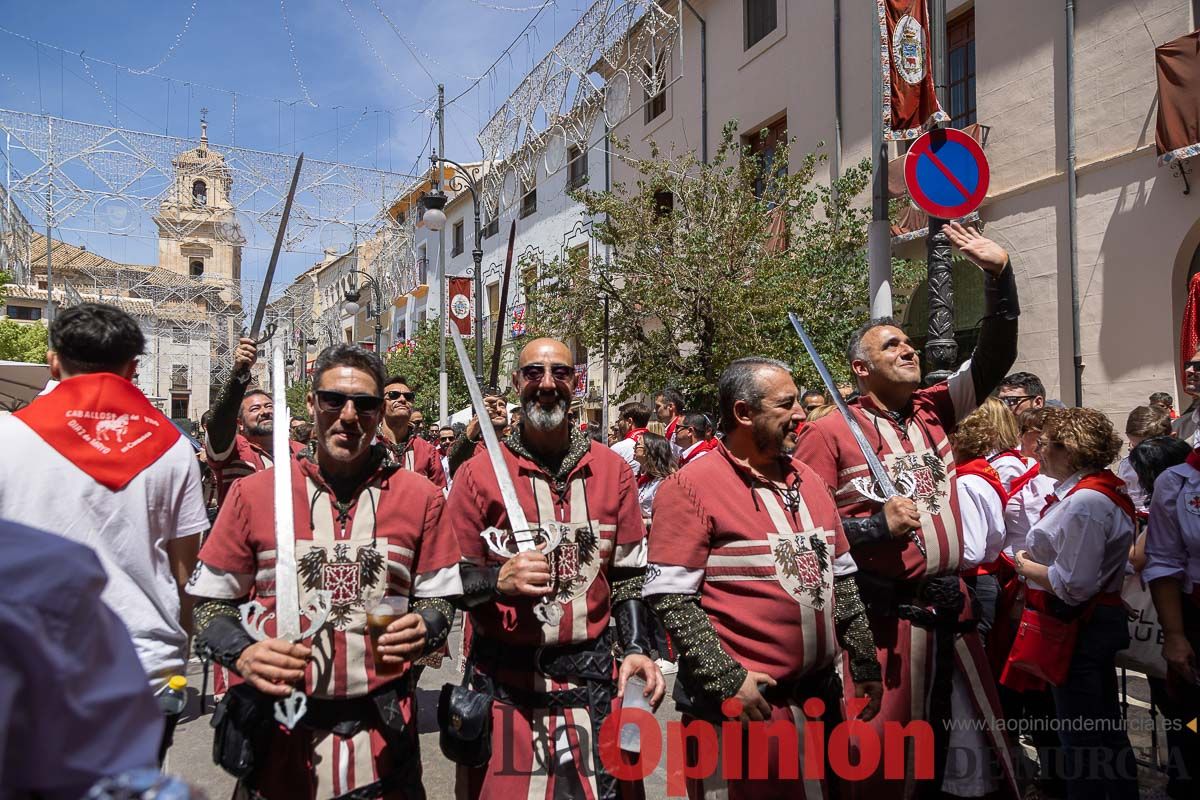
[368,596,409,676]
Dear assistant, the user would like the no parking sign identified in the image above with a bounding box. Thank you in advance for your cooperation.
[903,128,990,219]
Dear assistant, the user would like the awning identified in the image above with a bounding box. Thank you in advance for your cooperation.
[0,360,52,412]
[1155,30,1200,167]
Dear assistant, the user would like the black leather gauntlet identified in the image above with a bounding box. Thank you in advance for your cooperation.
[194,600,255,671]
[983,263,1020,320]
[613,598,653,656]
[455,564,500,610]
[841,512,890,547]
[413,597,454,655]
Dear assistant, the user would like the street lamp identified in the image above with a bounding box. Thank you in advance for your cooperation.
[342,269,385,353]
[421,151,485,384]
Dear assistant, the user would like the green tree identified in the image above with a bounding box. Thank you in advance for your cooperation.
[285,379,311,421]
[527,122,922,411]
[0,318,49,363]
[384,322,470,421]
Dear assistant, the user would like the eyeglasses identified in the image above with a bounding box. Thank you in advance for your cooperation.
[315,390,384,415]
[999,395,1036,408]
[439,436,455,443]
[519,363,574,382]
[384,390,415,402]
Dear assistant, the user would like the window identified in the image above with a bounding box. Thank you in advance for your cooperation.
[6,305,41,321]
[171,326,188,344]
[654,191,674,217]
[643,56,666,124]
[171,364,188,390]
[483,214,499,239]
[171,393,189,420]
[487,281,501,317]
[744,0,777,50]
[192,179,207,206]
[743,115,788,199]
[522,264,539,301]
[947,11,976,128]
[452,220,465,257]
[520,176,537,218]
[189,259,204,277]
[567,145,588,189]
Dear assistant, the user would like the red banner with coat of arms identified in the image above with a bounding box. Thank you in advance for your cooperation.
[878,0,948,140]
[447,277,473,336]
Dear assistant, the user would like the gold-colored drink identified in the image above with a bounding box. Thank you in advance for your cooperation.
[368,597,408,676]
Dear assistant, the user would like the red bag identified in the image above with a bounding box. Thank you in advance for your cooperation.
[1002,603,1079,686]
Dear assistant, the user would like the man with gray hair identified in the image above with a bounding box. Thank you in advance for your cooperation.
[644,355,881,796]
[795,223,1020,798]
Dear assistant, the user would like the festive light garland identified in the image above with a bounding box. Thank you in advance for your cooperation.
[127,0,201,76]
[279,0,318,108]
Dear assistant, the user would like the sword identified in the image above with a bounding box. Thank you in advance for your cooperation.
[247,153,305,345]
[449,323,565,625]
[238,343,330,729]
[787,312,925,556]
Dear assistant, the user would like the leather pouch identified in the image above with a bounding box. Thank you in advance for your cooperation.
[437,682,494,767]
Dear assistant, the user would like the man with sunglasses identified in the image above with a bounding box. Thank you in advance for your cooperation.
[189,344,463,799]
[996,372,1046,415]
[674,411,716,466]
[380,375,447,489]
[1173,351,1200,445]
[443,337,664,800]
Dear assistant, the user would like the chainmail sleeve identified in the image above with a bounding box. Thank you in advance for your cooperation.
[645,592,746,701]
[610,569,645,604]
[833,574,882,683]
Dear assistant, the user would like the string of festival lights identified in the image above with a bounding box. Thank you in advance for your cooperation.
[127,0,201,76]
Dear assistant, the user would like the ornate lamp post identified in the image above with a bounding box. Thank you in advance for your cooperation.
[342,270,385,354]
[420,151,485,384]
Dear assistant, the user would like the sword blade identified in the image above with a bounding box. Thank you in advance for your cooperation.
[271,344,301,639]
[787,312,899,498]
[449,323,533,544]
[250,153,305,339]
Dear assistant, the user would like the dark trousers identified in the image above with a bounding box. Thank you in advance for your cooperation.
[966,573,1000,645]
[1049,604,1139,800]
[1148,598,1200,799]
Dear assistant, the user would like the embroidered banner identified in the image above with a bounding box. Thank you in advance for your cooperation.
[878,0,948,140]
[447,276,473,336]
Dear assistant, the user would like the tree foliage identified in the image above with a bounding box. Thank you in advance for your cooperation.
[0,319,49,363]
[527,122,922,411]
[384,322,470,422]
[285,379,311,421]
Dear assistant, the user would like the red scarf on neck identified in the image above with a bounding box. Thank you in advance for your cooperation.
[1039,469,1135,523]
[1186,447,1200,473]
[956,457,1008,504]
[624,427,649,443]
[681,438,717,465]
[1007,461,1041,498]
[15,373,181,491]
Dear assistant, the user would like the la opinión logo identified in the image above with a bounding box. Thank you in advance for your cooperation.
[596,697,935,795]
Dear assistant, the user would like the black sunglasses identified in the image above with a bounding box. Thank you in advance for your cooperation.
[315,390,384,415]
[385,390,416,402]
[520,363,574,382]
[999,395,1036,408]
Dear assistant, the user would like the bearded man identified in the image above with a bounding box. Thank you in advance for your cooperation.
[380,375,447,488]
[645,357,882,799]
[188,344,462,799]
[794,223,1021,798]
[442,337,665,800]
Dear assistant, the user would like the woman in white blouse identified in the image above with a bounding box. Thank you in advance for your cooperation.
[1012,407,1138,800]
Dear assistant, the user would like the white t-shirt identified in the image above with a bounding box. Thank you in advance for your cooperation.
[611,438,640,475]
[0,416,209,684]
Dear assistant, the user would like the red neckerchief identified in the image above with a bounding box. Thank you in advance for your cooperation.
[1186,447,1200,473]
[1038,469,1135,523]
[956,457,1008,504]
[624,427,649,443]
[664,417,682,441]
[1007,462,1041,499]
[15,373,181,491]
[681,438,717,465]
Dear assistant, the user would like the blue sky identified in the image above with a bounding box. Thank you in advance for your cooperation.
[0,0,588,288]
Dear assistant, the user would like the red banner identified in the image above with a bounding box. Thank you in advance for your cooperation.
[878,0,948,140]
[447,277,473,336]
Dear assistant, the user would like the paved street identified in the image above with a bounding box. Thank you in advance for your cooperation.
[167,624,1171,799]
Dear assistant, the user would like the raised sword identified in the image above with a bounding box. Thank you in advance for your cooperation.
[449,322,565,625]
[247,152,304,344]
[787,312,926,557]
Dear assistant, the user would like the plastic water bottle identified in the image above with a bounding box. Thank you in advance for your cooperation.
[157,675,187,715]
[620,676,651,752]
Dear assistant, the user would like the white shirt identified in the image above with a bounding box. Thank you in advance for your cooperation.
[1002,471,1058,557]
[1025,470,1135,605]
[956,474,1006,569]
[638,476,663,522]
[1116,455,1149,514]
[0,416,209,683]
[988,451,1030,494]
[610,437,640,475]
[679,440,710,464]
[1143,462,1200,593]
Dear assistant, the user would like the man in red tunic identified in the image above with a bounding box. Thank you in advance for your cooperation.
[646,357,883,799]
[188,344,462,799]
[443,337,665,800]
[380,374,447,489]
[794,223,1021,798]
[205,336,304,506]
